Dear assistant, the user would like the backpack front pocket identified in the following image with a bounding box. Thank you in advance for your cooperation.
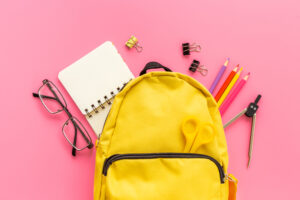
[102,153,225,200]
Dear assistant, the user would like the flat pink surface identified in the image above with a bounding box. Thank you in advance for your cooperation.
[0,0,299,199]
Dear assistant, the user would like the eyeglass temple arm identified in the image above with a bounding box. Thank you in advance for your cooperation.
[71,119,94,148]
[72,127,77,156]
[32,93,58,101]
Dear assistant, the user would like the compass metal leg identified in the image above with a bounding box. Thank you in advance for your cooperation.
[223,108,247,128]
[248,113,256,168]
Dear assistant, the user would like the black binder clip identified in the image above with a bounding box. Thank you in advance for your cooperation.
[188,60,208,76]
[182,43,201,55]
[224,94,262,168]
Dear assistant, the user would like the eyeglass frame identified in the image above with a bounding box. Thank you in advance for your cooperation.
[33,79,93,156]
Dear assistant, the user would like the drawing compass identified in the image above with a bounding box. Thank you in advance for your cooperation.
[224,95,262,168]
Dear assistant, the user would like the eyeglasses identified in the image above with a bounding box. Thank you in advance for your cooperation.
[33,79,93,156]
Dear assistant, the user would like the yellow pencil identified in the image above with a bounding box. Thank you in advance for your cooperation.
[217,67,243,107]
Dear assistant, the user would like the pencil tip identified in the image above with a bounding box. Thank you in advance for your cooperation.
[224,58,230,66]
[233,64,239,71]
[244,72,250,80]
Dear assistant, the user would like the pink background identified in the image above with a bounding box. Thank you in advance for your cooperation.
[0,0,299,199]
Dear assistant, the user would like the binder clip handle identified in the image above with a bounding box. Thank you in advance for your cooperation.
[190,43,201,52]
[197,65,208,76]
[245,94,261,117]
[134,43,143,52]
[182,43,201,55]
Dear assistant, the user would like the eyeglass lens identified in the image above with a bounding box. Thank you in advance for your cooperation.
[63,117,92,151]
[38,81,67,114]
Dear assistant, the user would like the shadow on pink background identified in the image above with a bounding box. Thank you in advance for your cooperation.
[0,0,299,199]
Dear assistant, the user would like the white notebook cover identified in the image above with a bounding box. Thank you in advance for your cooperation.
[58,41,134,138]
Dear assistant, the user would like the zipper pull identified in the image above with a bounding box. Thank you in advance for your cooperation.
[226,174,238,200]
[225,174,236,182]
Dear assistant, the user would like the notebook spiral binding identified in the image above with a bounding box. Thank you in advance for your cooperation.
[84,80,131,118]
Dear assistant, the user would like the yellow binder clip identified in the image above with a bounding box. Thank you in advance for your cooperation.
[126,36,143,52]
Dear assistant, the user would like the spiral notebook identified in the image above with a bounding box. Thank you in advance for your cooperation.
[58,41,134,138]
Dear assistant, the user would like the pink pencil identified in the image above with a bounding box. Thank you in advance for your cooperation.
[219,72,250,115]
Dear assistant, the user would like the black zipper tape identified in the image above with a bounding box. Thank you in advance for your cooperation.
[102,153,225,183]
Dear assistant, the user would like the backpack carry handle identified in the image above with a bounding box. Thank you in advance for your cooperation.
[139,62,172,76]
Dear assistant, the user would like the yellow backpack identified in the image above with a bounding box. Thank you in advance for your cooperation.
[94,62,237,200]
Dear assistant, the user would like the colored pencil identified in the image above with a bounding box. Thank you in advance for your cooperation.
[219,73,250,115]
[214,65,239,102]
[209,58,230,94]
[217,67,243,107]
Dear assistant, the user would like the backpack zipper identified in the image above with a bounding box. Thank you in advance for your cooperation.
[102,153,225,183]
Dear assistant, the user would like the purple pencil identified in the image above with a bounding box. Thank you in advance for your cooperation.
[209,58,230,94]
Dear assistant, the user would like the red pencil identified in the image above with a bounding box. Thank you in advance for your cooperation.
[214,65,239,102]
[219,72,250,115]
